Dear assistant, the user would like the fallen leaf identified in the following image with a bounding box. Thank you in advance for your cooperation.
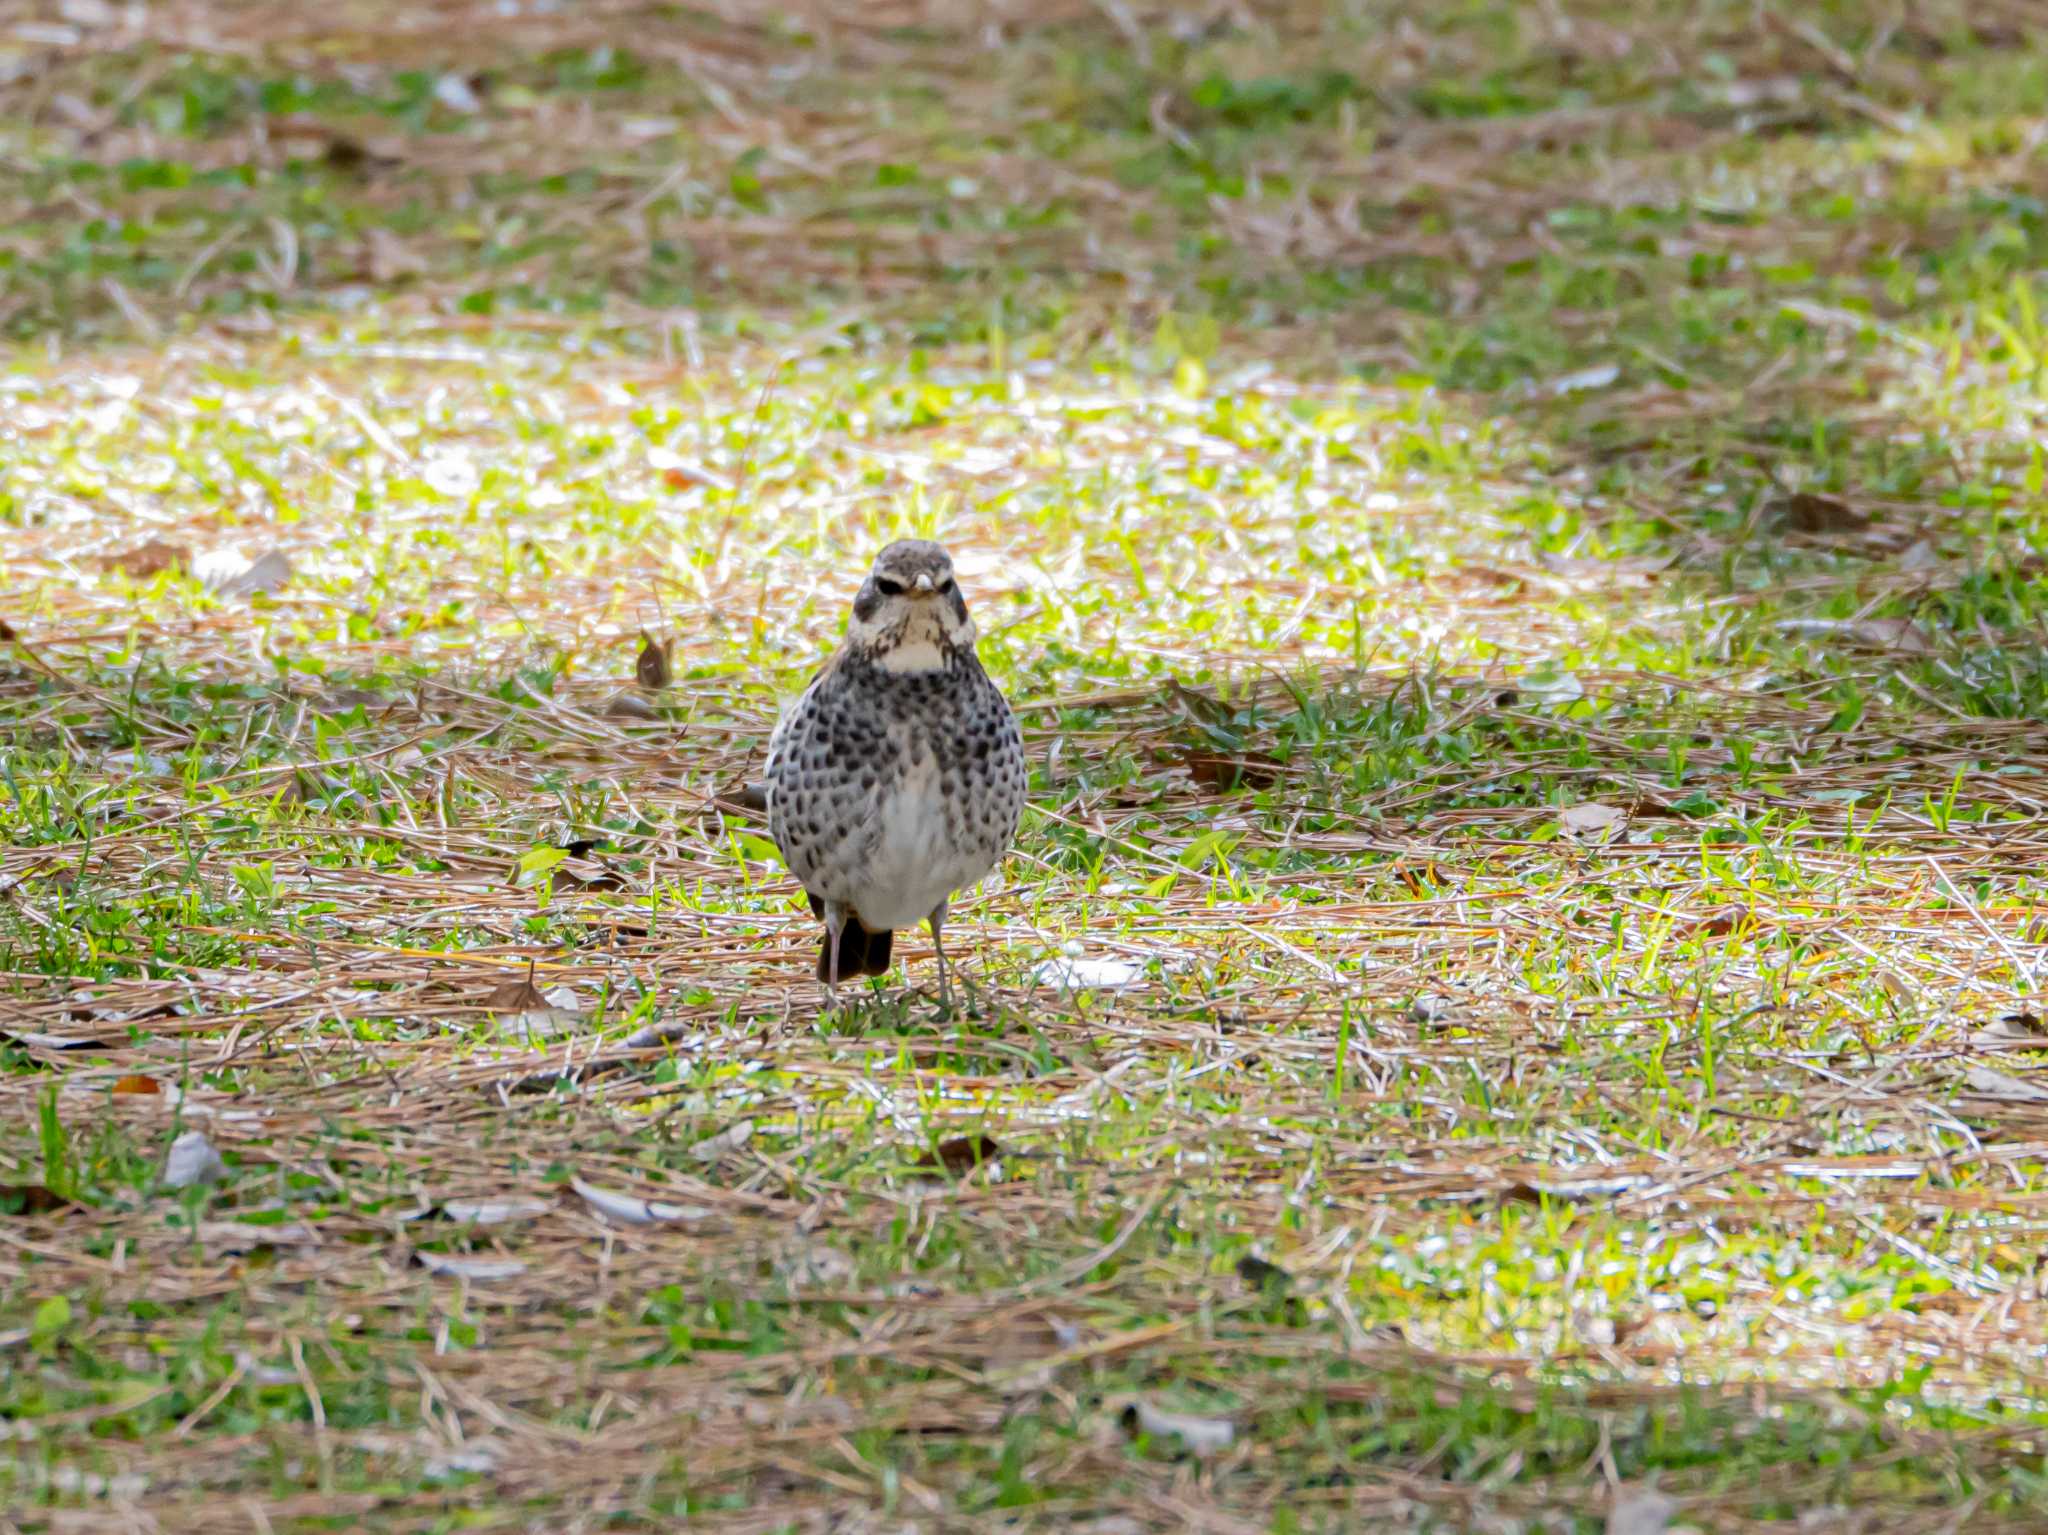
[432,73,483,114]
[0,617,14,641]
[770,1234,859,1288]
[1559,801,1627,834]
[690,1119,755,1162]
[1777,491,1869,534]
[1164,677,1239,728]
[976,1309,1084,1383]
[491,979,585,1043]
[422,1441,505,1480]
[415,1250,528,1281]
[1118,1398,1237,1457]
[602,689,658,720]
[3,1030,120,1052]
[1181,749,1283,792]
[486,972,548,1013]
[635,632,672,689]
[570,1175,715,1226]
[1776,616,1934,654]
[98,539,190,580]
[200,1219,318,1254]
[1897,538,1942,571]
[1961,1065,2048,1102]
[1033,955,1144,990]
[1847,617,1934,653]
[111,1074,160,1095]
[164,1129,226,1188]
[217,549,292,598]
[1518,670,1585,705]
[1503,1172,1653,1203]
[1607,1486,1678,1535]
[1407,993,1458,1026]
[1544,361,1620,396]
[915,1134,1003,1174]
[0,1183,78,1215]
[648,447,735,492]
[1684,905,1746,937]
[1972,1012,2048,1049]
[433,1197,552,1226]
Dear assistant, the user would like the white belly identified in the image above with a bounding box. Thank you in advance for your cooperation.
[845,765,991,930]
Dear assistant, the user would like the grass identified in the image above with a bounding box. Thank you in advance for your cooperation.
[7,1,2048,1529]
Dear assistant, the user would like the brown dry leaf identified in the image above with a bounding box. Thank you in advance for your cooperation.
[914,1134,1003,1174]
[602,689,658,720]
[1778,491,1869,534]
[1181,749,1283,792]
[554,856,625,892]
[0,617,14,641]
[635,632,673,689]
[1559,801,1627,834]
[1685,905,1746,937]
[99,539,190,580]
[111,1074,160,1095]
[486,973,549,1014]
[488,972,585,1042]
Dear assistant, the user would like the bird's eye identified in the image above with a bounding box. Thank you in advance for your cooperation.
[940,578,958,596]
[874,577,904,597]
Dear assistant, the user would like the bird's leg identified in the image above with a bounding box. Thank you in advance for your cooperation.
[928,897,951,1010]
[821,902,845,1007]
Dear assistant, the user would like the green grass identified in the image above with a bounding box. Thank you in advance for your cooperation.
[7,3,2048,1531]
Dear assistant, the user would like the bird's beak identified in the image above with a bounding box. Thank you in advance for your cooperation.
[911,571,935,593]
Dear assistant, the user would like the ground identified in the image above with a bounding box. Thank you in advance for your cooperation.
[4,2,2048,1531]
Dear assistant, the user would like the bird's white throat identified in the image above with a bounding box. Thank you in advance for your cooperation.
[877,638,948,673]
[862,603,975,673]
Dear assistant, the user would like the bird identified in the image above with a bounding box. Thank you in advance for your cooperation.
[764,539,1026,1005]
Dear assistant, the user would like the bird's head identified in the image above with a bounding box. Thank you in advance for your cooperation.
[846,539,975,671]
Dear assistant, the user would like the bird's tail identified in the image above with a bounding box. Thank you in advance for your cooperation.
[818,913,893,983]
